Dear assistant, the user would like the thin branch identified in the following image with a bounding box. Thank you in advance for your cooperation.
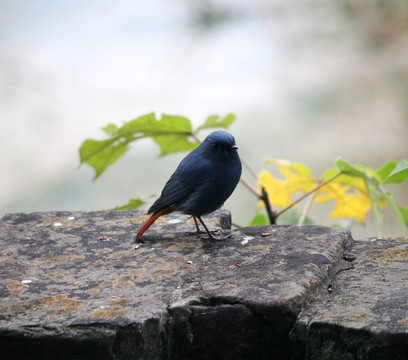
[190,133,202,144]
[261,186,276,224]
[231,221,243,229]
[240,176,262,198]
[241,158,259,181]
[298,192,314,226]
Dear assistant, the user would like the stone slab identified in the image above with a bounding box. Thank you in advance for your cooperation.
[0,210,352,359]
[294,237,408,360]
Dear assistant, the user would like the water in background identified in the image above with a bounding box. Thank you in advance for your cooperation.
[1,0,407,238]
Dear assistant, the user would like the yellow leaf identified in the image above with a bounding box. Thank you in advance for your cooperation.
[258,160,315,208]
[314,178,371,223]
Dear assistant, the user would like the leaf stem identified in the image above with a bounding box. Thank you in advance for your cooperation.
[240,176,262,198]
[190,133,202,144]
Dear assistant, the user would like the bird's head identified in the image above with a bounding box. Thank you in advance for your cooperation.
[202,130,239,160]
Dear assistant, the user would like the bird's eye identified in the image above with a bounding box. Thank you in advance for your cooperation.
[212,142,217,148]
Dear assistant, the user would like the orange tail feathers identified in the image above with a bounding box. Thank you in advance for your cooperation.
[136,207,173,241]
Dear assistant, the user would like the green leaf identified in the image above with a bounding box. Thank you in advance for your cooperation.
[335,158,384,192]
[79,113,198,178]
[377,161,397,181]
[383,159,408,184]
[157,114,192,132]
[101,123,118,135]
[381,190,407,230]
[114,113,157,136]
[79,138,129,179]
[80,112,237,178]
[398,206,408,227]
[152,114,199,156]
[116,113,198,156]
[154,134,198,156]
[196,113,236,132]
[336,158,368,179]
[369,180,408,231]
[111,197,146,211]
[367,186,384,233]
[248,213,268,226]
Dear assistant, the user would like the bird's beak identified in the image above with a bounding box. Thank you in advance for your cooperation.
[225,144,238,157]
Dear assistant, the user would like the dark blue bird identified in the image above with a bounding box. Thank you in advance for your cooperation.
[136,130,242,241]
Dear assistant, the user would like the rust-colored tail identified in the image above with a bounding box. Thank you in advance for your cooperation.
[135,207,173,241]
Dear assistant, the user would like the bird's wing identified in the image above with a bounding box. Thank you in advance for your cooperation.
[148,159,212,214]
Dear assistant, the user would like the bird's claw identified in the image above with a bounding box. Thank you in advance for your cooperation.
[202,229,231,241]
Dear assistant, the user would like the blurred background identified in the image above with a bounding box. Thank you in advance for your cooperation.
[1,0,407,238]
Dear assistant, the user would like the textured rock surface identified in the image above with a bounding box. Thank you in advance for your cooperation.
[295,236,408,360]
[0,210,353,359]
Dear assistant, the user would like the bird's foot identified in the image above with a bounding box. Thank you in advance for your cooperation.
[202,229,231,241]
[186,227,231,241]
[133,236,144,244]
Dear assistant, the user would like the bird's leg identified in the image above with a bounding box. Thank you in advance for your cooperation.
[185,216,206,236]
[193,216,202,233]
[196,216,230,241]
[196,216,214,239]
